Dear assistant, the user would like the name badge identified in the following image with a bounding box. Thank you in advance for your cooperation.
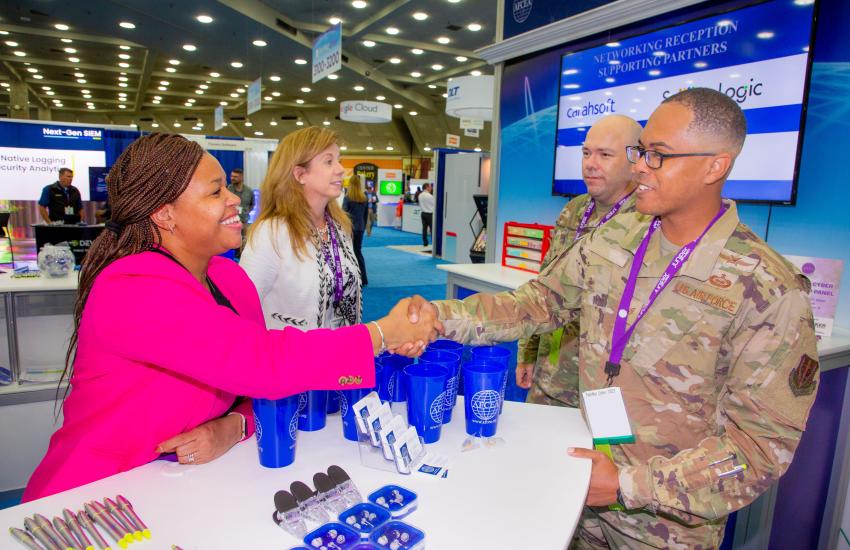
[581,387,634,445]
[64,206,74,215]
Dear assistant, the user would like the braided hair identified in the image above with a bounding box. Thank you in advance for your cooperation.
[58,133,204,401]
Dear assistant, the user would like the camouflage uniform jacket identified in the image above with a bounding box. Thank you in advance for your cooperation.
[519,192,637,407]
[435,200,818,547]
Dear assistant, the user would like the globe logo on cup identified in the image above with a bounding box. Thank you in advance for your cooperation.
[298,392,308,411]
[430,391,446,424]
[339,391,348,418]
[288,411,298,441]
[254,416,263,442]
[471,390,501,421]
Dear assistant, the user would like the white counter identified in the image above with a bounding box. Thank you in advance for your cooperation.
[402,203,423,235]
[437,262,536,297]
[0,272,78,293]
[0,399,592,549]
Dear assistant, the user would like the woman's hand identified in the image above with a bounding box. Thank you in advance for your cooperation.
[369,296,443,357]
[156,414,243,465]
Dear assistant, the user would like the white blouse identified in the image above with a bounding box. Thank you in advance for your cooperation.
[240,219,362,330]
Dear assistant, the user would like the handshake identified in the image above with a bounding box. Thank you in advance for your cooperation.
[367,296,443,357]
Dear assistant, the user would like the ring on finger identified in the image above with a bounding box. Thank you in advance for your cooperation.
[186,452,195,463]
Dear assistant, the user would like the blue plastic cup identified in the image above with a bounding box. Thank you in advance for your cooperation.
[327,390,340,414]
[252,394,300,468]
[418,349,461,423]
[339,388,372,441]
[463,360,507,437]
[471,346,512,413]
[404,363,449,444]
[374,359,391,402]
[380,354,414,403]
[297,390,328,431]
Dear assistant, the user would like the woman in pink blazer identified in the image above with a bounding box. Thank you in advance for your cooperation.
[24,134,438,501]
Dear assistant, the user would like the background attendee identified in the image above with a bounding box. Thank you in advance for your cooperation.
[408,88,818,548]
[343,174,369,286]
[241,127,362,331]
[226,167,254,259]
[23,133,439,502]
[38,167,83,224]
[517,115,642,407]
[418,182,434,247]
[365,182,378,236]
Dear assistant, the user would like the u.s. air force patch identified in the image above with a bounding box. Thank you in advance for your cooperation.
[789,354,819,397]
[672,281,740,314]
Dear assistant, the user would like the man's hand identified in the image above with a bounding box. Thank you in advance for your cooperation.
[157,414,242,465]
[516,363,534,389]
[568,447,620,506]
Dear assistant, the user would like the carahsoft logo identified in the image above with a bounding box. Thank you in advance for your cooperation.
[513,0,532,23]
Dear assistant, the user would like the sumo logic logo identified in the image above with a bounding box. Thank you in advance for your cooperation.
[662,78,764,105]
[512,0,533,23]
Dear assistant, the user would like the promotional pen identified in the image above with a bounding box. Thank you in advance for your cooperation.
[23,517,61,550]
[83,503,125,549]
[52,517,80,550]
[33,515,67,550]
[9,527,46,550]
[63,510,94,550]
[90,502,130,546]
[102,499,137,542]
[75,509,110,550]
[115,496,150,540]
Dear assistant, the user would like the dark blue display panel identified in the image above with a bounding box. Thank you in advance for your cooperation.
[553,0,816,203]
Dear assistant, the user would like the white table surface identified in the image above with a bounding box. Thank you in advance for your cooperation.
[437,263,536,291]
[0,398,592,549]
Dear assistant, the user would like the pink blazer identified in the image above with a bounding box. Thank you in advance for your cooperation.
[24,252,374,501]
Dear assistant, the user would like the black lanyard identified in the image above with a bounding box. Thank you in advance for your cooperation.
[148,248,238,315]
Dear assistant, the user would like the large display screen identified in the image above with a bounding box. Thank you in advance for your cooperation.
[0,121,106,201]
[379,180,402,195]
[553,0,817,204]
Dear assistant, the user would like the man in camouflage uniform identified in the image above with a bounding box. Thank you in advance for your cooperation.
[411,88,818,548]
[518,115,642,407]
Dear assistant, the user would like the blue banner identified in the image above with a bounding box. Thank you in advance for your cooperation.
[0,121,105,151]
[503,0,615,40]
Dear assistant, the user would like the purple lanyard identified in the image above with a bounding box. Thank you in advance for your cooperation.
[604,204,729,384]
[319,213,344,306]
[574,190,635,242]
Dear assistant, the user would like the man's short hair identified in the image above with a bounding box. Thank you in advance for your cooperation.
[231,168,243,175]
[58,167,73,175]
[662,87,747,154]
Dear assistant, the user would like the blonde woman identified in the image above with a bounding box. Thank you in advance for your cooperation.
[343,174,369,286]
[241,127,361,330]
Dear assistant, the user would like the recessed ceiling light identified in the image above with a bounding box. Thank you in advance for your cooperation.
[13,51,26,57]
[411,48,423,55]
[263,95,272,100]
[151,122,159,128]
[196,14,214,23]
[254,131,264,136]
[169,59,180,65]
[196,90,205,95]
[327,74,339,80]
[41,86,51,90]
[230,92,238,97]
[118,62,129,68]
[26,67,37,73]
[431,64,443,70]
[447,0,461,3]
[83,94,92,99]
[436,36,450,44]
[393,103,402,109]
[441,92,448,98]
[61,38,73,43]
[340,145,347,151]
[409,111,418,116]
[329,16,342,25]
[152,99,160,104]
[326,96,336,102]
[413,12,428,20]
[55,23,70,31]
[77,78,86,83]
[32,74,43,79]
[0,31,8,36]
[389,57,401,64]
[81,89,90,93]
[423,146,431,151]
[68,56,80,62]
[352,0,367,8]
[376,95,386,100]
[474,146,482,152]
[271,91,280,96]
[88,105,96,110]
[269,75,281,81]
[231,61,243,68]
[165,67,177,73]
[119,21,135,29]
[64,47,79,54]
[118,82,128,87]
[322,120,331,126]
[160,80,170,85]
[354,85,365,91]
[74,72,85,77]
[45,90,55,95]
[467,23,482,31]
[210,72,220,78]
[253,39,267,47]
[173,122,181,127]
[455,56,468,62]
[386,27,400,35]
[118,104,127,109]
[362,40,376,47]
[236,87,245,93]
[428,84,437,89]
[158,86,167,91]
[118,76,128,81]
[470,70,482,76]
[366,145,373,151]
[219,101,227,106]
[410,71,421,78]
[183,44,197,51]
[296,98,305,104]
[301,87,311,92]
[386,145,394,151]
[118,53,131,60]
[244,121,252,126]
[294,58,307,65]
[199,84,208,90]
[119,45,130,50]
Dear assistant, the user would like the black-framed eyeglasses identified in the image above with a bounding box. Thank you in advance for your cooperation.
[625,145,716,169]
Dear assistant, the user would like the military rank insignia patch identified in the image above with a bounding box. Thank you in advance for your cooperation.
[789,354,819,396]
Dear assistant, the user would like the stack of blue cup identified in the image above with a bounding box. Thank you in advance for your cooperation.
[403,363,449,444]
[462,360,508,437]
[470,346,512,413]
[252,394,301,468]
[339,387,372,441]
[377,354,415,404]
[298,390,328,431]
[419,348,461,423]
